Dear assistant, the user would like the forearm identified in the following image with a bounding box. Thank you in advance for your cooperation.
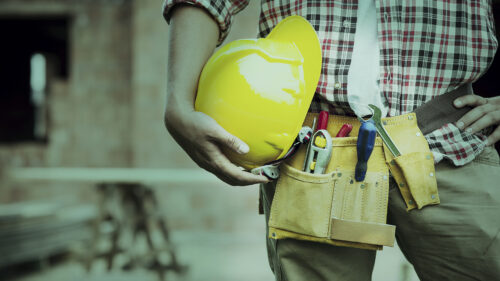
[166,6,219,113]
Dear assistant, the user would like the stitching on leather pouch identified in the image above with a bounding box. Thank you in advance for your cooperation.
[331,178,339,219]
[270,178,283,224]
[286,173,331,183]
[283,166,332,183]
[325,180,335,234]
[376,172,384,222]
[333,175,346,219]
[361,179,367,222]
[342,176,352,220]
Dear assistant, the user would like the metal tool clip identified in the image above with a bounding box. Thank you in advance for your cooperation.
[303,130,333,174]
[251,164,280,180]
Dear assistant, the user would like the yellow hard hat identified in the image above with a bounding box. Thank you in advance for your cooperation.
[195,16,322,169]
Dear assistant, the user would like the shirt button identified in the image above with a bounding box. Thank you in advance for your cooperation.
[334,82,341,89]
[343,20,350,28]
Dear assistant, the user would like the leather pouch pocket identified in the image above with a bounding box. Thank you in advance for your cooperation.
[382,113,440,210]
[269,164,335,238]
[390,152,439,209]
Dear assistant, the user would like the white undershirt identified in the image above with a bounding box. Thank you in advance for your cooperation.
[347,0,389,118]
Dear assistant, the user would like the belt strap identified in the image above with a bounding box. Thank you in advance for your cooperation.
[414,83,473,135]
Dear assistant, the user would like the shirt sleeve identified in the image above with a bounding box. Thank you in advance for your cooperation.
[163,0,250,45]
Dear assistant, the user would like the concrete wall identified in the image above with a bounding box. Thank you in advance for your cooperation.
[0,0,132,170]
[0,0,261,170]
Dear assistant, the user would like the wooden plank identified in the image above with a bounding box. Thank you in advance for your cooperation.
[5,168,226,184]
[0,203,96,268]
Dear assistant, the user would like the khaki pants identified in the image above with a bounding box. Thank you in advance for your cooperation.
[261,146,500,281]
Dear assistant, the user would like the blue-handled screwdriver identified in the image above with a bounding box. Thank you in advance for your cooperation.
[355,119,377,182]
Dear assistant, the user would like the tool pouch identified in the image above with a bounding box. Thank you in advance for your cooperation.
[267,113,438,250]
[382,113,440,210]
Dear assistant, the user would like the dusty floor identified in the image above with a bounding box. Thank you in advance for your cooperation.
[7,229,419,281]
[3,181,420,281]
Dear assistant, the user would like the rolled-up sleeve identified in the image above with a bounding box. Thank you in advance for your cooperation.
[163,0,249,45]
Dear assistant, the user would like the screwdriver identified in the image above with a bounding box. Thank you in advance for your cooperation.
[336,123,353,137]
[355,119,377,181]
[316,111,329,131]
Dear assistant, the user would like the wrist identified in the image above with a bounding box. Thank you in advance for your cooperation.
[165,92,195,112]
[164,98,195,128]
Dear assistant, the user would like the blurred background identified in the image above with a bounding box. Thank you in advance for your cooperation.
[0,1,498,281]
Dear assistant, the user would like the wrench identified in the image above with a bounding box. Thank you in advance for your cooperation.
[364,104,402,157]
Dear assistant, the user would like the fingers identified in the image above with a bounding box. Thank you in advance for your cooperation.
[208,124,249,154]
[454,95,488,108]
[193,142,269,186]
[213,159,270,186]
[456,103,500,133]
[486,126,500,146]
[165,110,268,185]
[454,95,500,146]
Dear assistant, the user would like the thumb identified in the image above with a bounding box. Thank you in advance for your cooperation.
[213,127,249,154]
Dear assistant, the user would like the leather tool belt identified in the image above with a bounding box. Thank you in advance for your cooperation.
[266,83,473,250]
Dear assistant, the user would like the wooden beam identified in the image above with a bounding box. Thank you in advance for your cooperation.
[4,168,225,184]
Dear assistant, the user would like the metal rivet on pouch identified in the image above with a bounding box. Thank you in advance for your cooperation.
[416,132,421,137]
[431,194,436,199]
[408,200,414,205]
[383,175,388,180]
[337,172,342,177]
[383,121,388,125]
[426,155,431,160]
[350,179,354,184]
[360,184,366,189]
[272,232,276,237]
[429,172,434,177]
[391,160,396,165]
[399,182,405,187]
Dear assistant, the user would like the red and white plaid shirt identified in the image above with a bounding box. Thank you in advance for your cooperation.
[163,0,498,166]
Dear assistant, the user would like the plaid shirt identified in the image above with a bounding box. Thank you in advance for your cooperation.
[163,0,498,166]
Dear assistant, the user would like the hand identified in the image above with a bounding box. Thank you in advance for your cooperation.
[164,107,269,186]
[454,95,500,146]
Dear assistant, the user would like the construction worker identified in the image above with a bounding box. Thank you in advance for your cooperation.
[163,1,500,280]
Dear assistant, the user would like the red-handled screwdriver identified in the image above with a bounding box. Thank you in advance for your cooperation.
[336,123,353,137]
[316,111,329,131]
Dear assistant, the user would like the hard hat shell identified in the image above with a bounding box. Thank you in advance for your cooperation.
[195,16,322,169]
